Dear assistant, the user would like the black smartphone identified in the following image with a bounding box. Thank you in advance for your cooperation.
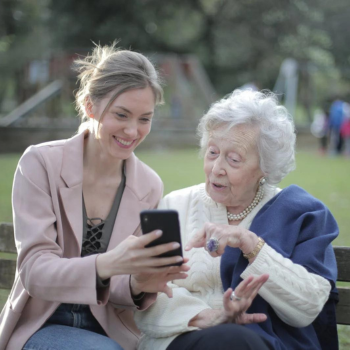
[140,209,183,266]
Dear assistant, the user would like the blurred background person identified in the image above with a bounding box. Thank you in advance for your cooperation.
[328,96,346,156]
[311,104,329,155]
[340,103,350,158]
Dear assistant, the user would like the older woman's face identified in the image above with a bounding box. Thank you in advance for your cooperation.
[204,124,264,208]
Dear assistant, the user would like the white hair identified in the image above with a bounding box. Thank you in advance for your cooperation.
[197,89,296,185]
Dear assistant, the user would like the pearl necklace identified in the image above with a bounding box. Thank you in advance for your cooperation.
[227,186,264,221]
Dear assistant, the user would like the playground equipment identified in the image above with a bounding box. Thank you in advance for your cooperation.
[273,58,299,118]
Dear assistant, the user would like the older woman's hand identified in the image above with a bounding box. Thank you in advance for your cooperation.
[188,274,269,328]
[185,223,259,259]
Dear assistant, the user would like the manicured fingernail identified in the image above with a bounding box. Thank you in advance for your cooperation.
[156,230,162,236]
[185,245,189,250]
[173,242,180,249]
[176,257,183,262]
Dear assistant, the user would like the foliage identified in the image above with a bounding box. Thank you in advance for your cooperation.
[46,0,349,94]
[0,0,51,110]
[320,0,350,80]
[0,154,19,222]
[1,0,350,117]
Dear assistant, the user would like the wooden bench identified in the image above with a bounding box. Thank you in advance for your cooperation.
[0,223,16,292]
[1,222,350,325]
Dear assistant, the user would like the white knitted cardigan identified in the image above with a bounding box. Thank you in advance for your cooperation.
[134,184,331,350]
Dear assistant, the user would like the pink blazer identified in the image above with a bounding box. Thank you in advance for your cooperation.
[0,131,163,350]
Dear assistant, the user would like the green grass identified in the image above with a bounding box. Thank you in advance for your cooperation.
[279,151,350,246]
[0,289,9,308]
[0,154,19,223]
[0,252,16,260]
[136,148,206,195]
[339,325,350,349]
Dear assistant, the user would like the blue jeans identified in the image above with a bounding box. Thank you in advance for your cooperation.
[167,324,273,350]
[23,303,123,350]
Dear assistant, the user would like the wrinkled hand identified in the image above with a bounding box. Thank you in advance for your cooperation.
[189,274,269,328]
[97,230,188,280]
[130,257,190,297]
[185,222,258,258]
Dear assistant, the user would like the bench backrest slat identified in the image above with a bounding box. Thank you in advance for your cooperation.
[336,287,350,325]
[0,259,16,289]
[0,223,16,253]
[337,287,350,325]
[334,246,350,282]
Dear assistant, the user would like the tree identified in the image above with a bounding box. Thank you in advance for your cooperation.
[0,0,51,110]
[47,0,339,94]
[3,0,350,120]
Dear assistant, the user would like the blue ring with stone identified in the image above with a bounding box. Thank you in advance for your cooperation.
[206,237,219,252]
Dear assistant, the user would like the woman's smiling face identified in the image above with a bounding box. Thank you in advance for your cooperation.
[204,124,264,209]
[91,86,155,160]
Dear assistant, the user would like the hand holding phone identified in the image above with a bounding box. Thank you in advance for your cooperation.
[140,209,183,266]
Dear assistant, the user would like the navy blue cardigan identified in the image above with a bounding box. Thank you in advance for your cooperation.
[220,185,339,350]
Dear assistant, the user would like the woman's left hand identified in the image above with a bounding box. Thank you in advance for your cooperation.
[130,257,190,298]
[189,274,269,328]
[185,222,258,258]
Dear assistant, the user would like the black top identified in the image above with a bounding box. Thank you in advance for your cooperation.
[82,165,126,257]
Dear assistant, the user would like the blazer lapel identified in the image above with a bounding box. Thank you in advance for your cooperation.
[59,131,86,251]
[107,153,152,250]
[107,187,150,249]
[59,185,83,250]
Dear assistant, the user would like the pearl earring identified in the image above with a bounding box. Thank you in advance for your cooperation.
[259,177,266,186]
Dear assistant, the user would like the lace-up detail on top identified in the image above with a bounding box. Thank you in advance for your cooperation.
[82,217,106,255]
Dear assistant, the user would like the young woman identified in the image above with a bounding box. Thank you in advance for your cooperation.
[0,43,189,350]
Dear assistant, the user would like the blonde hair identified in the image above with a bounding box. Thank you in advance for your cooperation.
[74,42,163,131]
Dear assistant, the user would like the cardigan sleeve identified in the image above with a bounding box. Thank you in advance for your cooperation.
[241,244,331,327]
[134,282,210,338]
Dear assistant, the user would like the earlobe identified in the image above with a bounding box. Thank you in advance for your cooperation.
[84,96,94,118]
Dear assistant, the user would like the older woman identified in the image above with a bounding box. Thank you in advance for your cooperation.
[135,90,338,350]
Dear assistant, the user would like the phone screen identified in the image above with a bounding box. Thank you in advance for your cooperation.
[140,209,183,266]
